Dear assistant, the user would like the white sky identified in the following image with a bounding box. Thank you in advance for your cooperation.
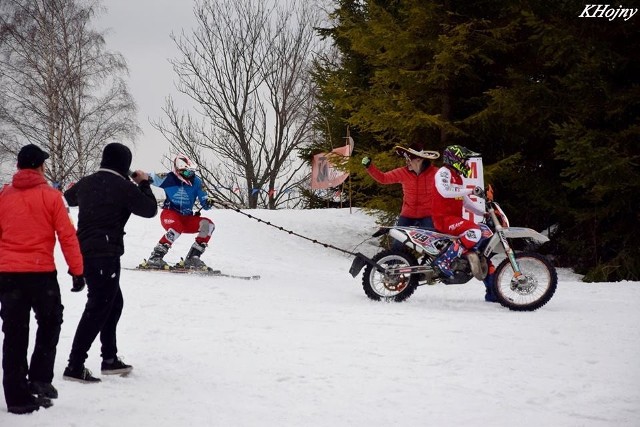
[99,0,198,172]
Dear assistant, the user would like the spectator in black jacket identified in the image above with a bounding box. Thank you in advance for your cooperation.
[62,143,157,383]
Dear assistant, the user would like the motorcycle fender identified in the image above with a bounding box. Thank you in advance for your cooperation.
[349,253,384,278]
[501,227,549,243]
[483,227,549,257]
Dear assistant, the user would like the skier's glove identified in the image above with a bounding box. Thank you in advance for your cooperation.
[361,156,372,168]
[472,186,485,198]
[206,198,216,209]
[71,275,86,292]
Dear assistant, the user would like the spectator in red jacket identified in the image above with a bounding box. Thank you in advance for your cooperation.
[361,142,439,248]
[0,144,84,415]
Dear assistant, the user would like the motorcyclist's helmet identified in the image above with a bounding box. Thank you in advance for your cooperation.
[173,154,197,184]
[442,145,480,178]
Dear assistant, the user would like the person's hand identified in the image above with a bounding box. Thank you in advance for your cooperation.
[131,170,149,184]
[206,198,216,209]
[71,275,86,292]
[472,186,485,198]
[361,156,372,168]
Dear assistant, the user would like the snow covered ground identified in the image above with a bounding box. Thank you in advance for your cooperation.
[2,207,639,426]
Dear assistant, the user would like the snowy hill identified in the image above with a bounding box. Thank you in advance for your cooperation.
[2,207,639,426]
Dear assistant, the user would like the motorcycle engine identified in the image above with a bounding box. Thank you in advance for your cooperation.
[442,258,474,284]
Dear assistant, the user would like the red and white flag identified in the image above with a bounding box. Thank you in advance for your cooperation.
[462,157,485,223]
[311,140,353,190]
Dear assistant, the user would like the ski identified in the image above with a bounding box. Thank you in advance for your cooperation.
[216,272,261,281]
[166,268,261,280]
[124,266,260,281]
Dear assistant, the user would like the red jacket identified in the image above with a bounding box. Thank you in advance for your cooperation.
[432,165,466,219]
[0,169,83,275]
[366,163,437,218]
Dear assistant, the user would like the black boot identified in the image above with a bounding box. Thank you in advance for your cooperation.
[28,381,58,399]
[181,242,208,269]
[186,242,205,259]
[143,243,170,269]
[7,395,52,414]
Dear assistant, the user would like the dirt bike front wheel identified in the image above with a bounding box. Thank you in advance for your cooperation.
[362,249,419,302]
[494,252,557,311]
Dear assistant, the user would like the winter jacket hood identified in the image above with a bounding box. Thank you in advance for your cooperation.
[0,169,83,275]
[12,168,47,189]
[100,143,132,179]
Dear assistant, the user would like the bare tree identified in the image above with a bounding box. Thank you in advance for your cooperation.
[0,0,138,188]
[154,0,321,209]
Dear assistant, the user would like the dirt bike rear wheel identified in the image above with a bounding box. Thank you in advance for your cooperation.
[362,249,419,302]
[493,252,557,311]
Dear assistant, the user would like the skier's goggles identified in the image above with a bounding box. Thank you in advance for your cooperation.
[179,169,195,179]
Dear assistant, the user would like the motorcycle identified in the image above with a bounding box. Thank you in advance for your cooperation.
[349,188,557,311]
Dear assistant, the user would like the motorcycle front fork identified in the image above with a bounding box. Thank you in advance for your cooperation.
[495,229,526,285]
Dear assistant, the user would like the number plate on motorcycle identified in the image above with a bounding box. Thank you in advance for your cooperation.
[407,230,445,255]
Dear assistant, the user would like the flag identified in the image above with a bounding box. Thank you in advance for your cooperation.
[311,143,352,190]
[462,157,485,223]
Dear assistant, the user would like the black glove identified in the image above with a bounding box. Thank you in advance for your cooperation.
[206,198,216,208]
[71,275,86,292]
[361,156,372,168]
[472,186,485,198]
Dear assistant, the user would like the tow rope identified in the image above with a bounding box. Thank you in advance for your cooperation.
[211,201,360,257]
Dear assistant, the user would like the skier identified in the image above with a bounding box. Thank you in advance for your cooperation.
[431,145,497,302]
[140,154,215,270]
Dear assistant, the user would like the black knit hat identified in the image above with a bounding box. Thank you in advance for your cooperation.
[17,144,50,169]
[100,143,132,178]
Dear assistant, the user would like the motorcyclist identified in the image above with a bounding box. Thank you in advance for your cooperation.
[431,145,497,302]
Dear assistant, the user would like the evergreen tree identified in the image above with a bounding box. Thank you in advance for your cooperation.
[314,0,640,280]
[314,0,513,220]
[476,1,640,280]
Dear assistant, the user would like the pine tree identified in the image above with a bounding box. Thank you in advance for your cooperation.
[314,0,640,280]
[476,1,640,280]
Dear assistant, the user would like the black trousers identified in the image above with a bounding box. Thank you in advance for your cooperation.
[68,257,123,369]
[0,272,63,407]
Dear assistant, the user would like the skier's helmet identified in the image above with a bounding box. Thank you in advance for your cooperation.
[173,154,197,184]
[442,145,480,178]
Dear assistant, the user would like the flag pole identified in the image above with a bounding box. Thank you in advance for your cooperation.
[346,126,353,214]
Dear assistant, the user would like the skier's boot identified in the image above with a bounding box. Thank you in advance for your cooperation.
[178,242,209,270]
[140,243,170,269]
